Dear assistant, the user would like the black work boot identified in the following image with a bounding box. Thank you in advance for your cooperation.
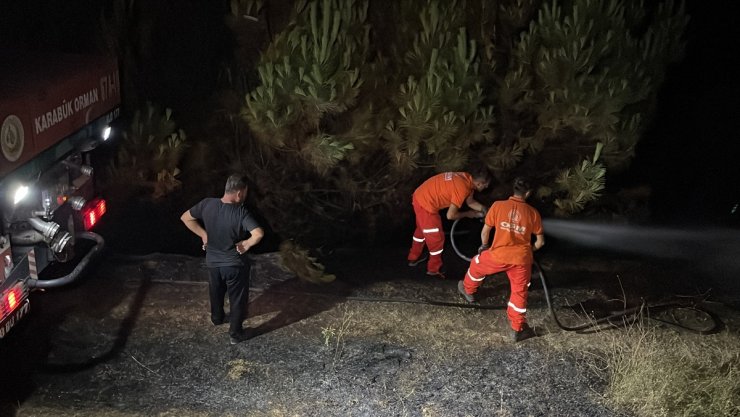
[408,253,429,267]
[426,269,446,279]
[457,280,475,303]
[229,329,250,345]
[510,324,536,343]
[211,313,229,326]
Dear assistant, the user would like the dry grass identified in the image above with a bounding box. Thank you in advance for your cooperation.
[320,304,355,369]
[548,315,740,417]
[602,325,739,417]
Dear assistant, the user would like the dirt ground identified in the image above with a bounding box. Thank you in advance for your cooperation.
[0,239,738,417]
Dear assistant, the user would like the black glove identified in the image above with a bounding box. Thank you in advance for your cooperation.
[477,244,490,255]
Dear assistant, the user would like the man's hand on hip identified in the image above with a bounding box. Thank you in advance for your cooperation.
[236,241,248,255]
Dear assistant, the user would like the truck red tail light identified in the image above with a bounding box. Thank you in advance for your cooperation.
[1,285,25,319]
[0,283,30,338]
[7,290,17,310]
[82,198,107,230]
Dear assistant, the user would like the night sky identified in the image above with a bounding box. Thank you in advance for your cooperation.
[1,0,738,227]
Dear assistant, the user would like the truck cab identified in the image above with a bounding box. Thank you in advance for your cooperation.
[0,49,120,338]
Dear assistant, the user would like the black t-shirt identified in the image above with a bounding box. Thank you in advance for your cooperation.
[189,198,261,267]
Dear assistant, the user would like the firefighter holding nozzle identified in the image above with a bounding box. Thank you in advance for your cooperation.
[457,177,545,342]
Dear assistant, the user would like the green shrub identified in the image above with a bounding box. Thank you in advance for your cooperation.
[104,102,187,201]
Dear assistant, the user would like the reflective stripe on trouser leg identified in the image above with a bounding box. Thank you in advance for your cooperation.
[463,251,505,294]
[409,198,444,273]
[407,225,426,262]
[505,264,532,331]
[461,255,484,294]
[424,227,444,273]
[408,198,430,262]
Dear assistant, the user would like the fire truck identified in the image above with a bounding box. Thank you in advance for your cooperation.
[0,49,120,338]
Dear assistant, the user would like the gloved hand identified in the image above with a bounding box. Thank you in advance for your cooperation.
[477,244,490,255]
[477,207,488,221]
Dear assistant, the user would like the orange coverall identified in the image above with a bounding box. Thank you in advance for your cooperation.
[408,172,475,274]
[461,196,544,331]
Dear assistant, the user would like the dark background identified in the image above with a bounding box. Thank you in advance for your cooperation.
[1,0,738,227]
[626,1,740,226]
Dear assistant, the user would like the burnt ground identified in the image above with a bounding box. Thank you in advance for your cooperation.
[0,230,738,417]
[0,195,738,417]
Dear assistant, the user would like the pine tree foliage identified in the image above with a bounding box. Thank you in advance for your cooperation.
[552,141,606,215]
[215,0,689,249]
[105,102,187,200]
[383,0,495,172]
[498,0,688,211]
[225,0,405,248]
[229,0,264,20]
[243,0,369,173]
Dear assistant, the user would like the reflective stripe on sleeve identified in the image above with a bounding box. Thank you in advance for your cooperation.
[429,249,444,255]
[413,236,425,242]
[422,228,440,233]
[474,255,480,264]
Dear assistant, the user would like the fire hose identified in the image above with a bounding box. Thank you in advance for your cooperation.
[450,218,722,334]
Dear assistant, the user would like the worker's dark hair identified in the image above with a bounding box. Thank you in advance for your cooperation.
[512,177,532,196]
[225,174,249,193]
[470,164,492,183]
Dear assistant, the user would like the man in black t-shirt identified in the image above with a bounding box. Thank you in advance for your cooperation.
[181,174,264,344]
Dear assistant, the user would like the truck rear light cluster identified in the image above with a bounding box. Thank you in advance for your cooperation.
[1,284,26,319]
[81,198,107,230]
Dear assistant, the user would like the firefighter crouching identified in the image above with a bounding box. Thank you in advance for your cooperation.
[407,168,491,279]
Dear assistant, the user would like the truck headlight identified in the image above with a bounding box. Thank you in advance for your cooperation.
[13,185,29,205]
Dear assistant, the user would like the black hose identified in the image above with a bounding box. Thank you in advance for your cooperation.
[450,218,722,334]
[29,232,105,289]
[536,260,722,334]
[450,215,473,262]
[533,258,639,331]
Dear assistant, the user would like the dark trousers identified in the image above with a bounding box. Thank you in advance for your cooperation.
[208,264,249,337]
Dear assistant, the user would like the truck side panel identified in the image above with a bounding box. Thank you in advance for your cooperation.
[0,53,120,177]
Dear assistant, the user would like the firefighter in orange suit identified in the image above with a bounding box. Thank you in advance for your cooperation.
[457,177,545,342]
[407,169,491,278]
